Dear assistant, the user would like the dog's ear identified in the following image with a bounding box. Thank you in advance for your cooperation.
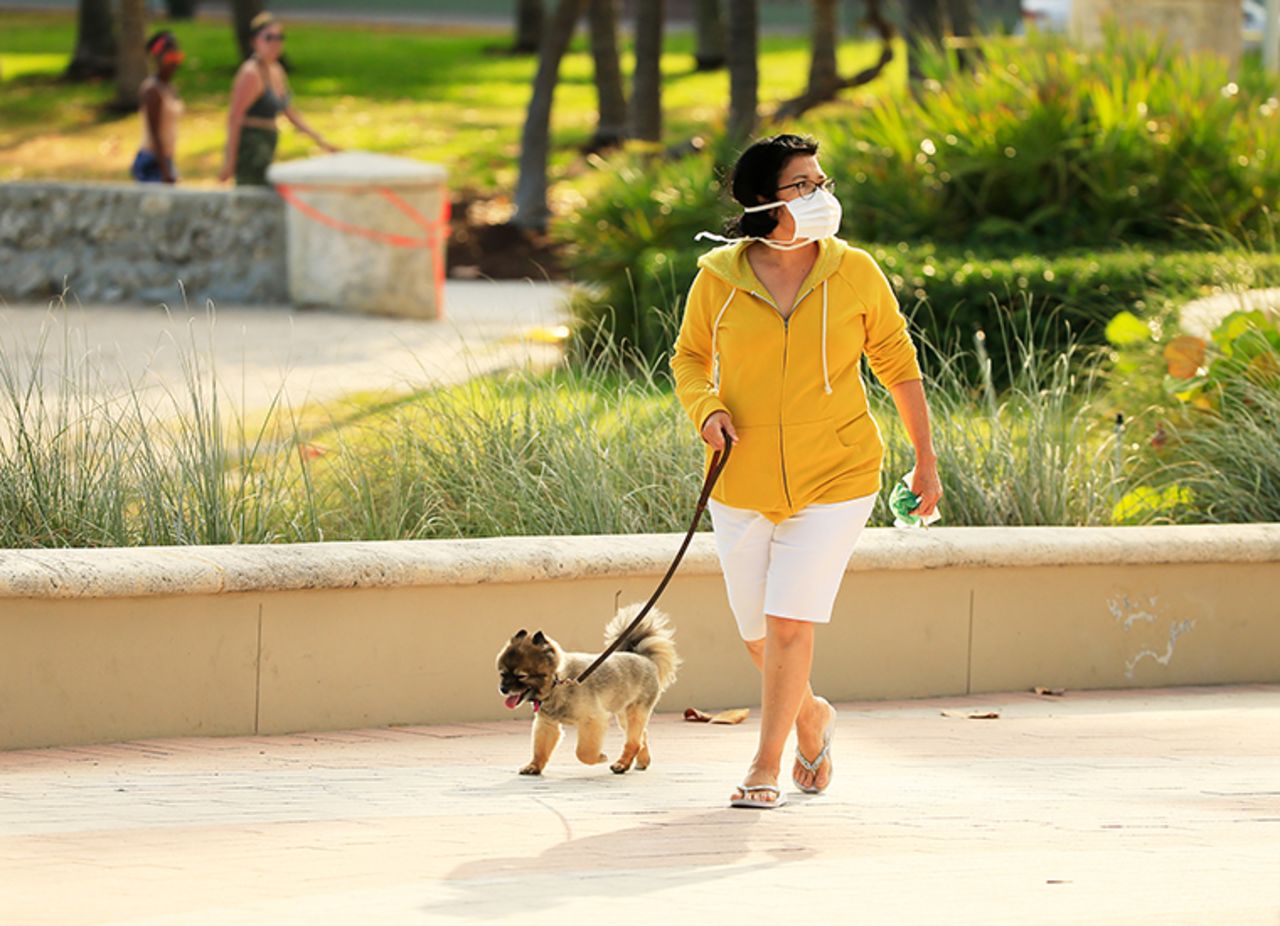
[531,630,546,645]
[511,629,528,642]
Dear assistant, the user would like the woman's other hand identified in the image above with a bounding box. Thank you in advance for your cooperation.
[909,458,943,517]
[700,410,738,451]
[217,162,233,183]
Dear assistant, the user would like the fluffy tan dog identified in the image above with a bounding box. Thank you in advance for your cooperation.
[495,604,680,776]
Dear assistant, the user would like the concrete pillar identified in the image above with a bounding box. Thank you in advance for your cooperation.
[267,151,449,320]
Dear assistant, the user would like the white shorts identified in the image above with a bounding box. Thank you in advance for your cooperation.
[708,494,877,641]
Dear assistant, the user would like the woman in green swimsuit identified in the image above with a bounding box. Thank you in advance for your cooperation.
[218,12,337,186]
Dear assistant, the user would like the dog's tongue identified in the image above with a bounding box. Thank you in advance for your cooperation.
[503,694,521,710]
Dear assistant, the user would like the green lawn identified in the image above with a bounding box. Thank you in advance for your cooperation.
[0,11,904,199]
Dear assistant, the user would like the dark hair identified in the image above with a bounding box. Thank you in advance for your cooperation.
[726,133,820,238]
[145,30,177,58]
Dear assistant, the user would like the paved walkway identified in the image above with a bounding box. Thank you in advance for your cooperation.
[0,281,571,414]
[2,685,1278,925]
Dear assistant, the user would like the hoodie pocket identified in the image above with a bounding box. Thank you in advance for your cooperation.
[835,411,884,457]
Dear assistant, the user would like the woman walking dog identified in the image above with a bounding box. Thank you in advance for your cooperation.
[672,134,942,808]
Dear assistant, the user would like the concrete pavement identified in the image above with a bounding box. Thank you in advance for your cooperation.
[0,280,571,414]
[1,685,1278,925]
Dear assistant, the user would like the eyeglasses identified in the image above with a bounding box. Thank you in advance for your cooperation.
[777,177,836,199]
[262,32,286,42]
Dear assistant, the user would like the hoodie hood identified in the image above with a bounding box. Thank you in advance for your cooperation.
[695,236,851,299]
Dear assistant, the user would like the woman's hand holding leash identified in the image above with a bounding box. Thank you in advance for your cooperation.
[701,410,738,451]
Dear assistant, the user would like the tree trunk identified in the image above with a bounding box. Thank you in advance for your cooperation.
[948,0,979,70]
[726,0,759,141]
[630,0,664,142]
[694,0,726,71]
[772,0,894,122]
[165,0,200,20]
[807,0,840,99]
[905,0,946,82]
[587,0,628,149]
[513,0,544,54]
[113,0,147,111]
[66,0,117,81]
[231,0,266,60]
[513,0,585,231]
[977,0,1022,33]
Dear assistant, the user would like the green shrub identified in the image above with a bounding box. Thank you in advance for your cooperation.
[559,29,1280,370]
[831,30,1280,247]
[1110,307,1280,523]
[561,152,1280,373]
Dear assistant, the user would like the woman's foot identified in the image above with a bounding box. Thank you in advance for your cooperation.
[792,696,836,793]
[730,764,784,808]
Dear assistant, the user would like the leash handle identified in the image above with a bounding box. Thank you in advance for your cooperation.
[575,434,733,684]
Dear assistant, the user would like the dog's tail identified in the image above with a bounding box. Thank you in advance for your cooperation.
[603,604,681,690]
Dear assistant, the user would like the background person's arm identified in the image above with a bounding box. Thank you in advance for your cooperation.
[283,104,337,153]
[140,83,175,183]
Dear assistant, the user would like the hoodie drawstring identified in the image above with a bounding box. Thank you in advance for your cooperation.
[709,289,735,396]
[821,280,832,395]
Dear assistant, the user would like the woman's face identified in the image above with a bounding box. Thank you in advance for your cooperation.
[253,24,286,62]
[768,154,827,242]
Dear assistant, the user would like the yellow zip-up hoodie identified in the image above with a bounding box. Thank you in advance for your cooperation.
[671,237,922,523]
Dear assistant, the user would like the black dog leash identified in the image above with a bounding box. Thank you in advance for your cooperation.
[573,435,733,684]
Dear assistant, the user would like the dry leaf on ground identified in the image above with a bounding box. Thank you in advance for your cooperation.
[941,710,1001,720]
[1034,687,1066,697]
[684,707,750,724]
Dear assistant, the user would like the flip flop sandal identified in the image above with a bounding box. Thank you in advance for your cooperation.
[730,783,787,809]
[793,701,837,795]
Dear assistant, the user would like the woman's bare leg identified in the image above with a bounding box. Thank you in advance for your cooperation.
[732,616,833,803]
[735,628,834,798]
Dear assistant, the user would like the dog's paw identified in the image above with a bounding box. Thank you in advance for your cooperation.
[610,761,630,775]
[519,764,542,776]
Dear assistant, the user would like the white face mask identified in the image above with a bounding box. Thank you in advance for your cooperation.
[694,186,843,250]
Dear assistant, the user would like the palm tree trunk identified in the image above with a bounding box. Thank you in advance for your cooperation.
[807,0,840,99]
[513,0,544,54]
[513,0,585,231]
[66,0,117,81]
[694,0,726,71]
[113,0,147,112]
[630,0,664,142]
[905,0,945,82]
[726,0,759,141]
[948,0,979,70]
[231,0,266,60]
[588,0,628,149]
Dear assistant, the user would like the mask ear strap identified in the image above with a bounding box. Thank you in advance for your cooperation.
[742,200,784,214]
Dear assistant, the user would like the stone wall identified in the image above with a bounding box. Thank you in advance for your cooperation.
[0,182,288,305]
